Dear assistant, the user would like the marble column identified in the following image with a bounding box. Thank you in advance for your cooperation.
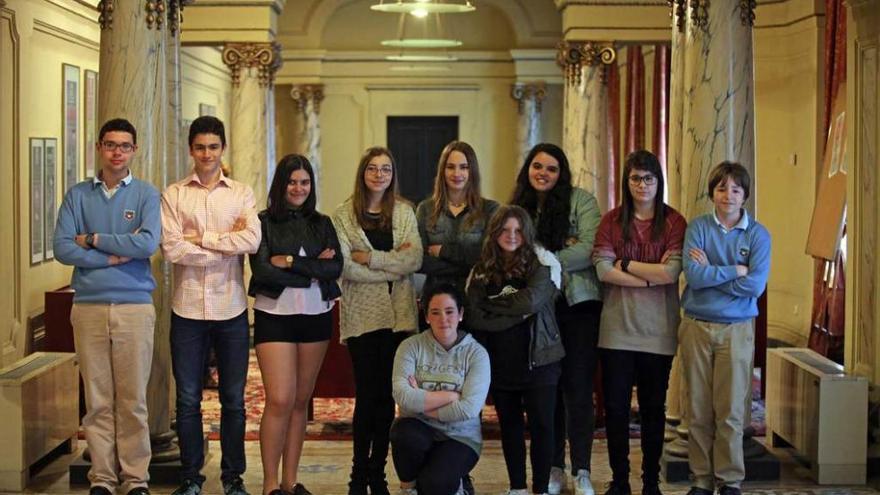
[222,42,282,210]
[558,41,617,212]
[511,82,546,169]
[96,0,184,462]
[290,84,324,205]
[669,0,756,218]
[663,0,758,470]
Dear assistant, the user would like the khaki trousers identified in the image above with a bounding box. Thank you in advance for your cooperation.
[678,316,754,489]
[71,303,155,491]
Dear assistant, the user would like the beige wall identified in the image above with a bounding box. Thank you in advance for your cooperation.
[754,2,825,346]
[180,46,234,170]
[0,1,233,366]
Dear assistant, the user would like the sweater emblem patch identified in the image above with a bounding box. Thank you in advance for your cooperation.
[739,247,750,257]
[124,209,135,221]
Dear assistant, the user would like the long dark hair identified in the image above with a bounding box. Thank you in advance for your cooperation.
[473,205,538,287]
[510,143,573,252]
[619,149,667,241]
[352,146,400,231]
[267,154,317,220]
[428,141,487,230]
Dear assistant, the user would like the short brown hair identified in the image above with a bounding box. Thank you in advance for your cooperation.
[707,161,751,200]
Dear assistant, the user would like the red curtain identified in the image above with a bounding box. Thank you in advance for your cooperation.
[809,0,847,361]
[652,44,671,179]
[625,46,645,155]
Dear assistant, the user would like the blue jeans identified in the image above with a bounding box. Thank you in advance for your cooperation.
[171,311,249,484]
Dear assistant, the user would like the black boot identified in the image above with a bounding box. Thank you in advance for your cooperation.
[367,458,390,495]
[348,463,369,495]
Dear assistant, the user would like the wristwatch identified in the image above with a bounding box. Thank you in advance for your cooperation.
[286,255,294,268]
[620,258,631,273]
[85,233,96,249]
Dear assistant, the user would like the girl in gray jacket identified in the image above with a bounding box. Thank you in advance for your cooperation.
[390,283,490,495]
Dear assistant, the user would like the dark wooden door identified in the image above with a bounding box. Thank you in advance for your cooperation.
[387,116,458,204]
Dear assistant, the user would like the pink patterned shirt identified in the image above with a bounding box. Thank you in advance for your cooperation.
[160,172,261,321]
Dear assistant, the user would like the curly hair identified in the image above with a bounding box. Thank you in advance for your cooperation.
[472,205,538,287]
[510,143,573,252]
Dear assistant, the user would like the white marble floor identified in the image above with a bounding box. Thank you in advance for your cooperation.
[13,439,880,495]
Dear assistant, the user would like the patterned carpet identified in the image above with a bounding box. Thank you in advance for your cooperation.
[201,350,766,441]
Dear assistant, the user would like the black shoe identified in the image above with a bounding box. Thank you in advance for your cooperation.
[223,477,250,495]
[686,488,714,495]
[172,480,202,495]
[290,484,312,495]
[718,486,742,495]
[127,488,150,495]
[267,490,286,495]
[89,486,113,495]
[604,481,632,495]
[461,475,475,495]
[641,484,662,495]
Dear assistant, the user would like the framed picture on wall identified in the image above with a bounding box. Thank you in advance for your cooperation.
[30,138,45,265]
[84,70,98,179]
[63,63,80,193]
[199,103,216,116]
[44,138,58,261]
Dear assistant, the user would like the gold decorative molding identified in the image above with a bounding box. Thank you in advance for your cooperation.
[556,40,616,86]
[739,0,756,26]
[290,84,325,113]
[222,42,282,87]
[668,0,686,32]
[511,83,547,114]
[97,0,114,30]
[145,0,166,30]
[689,0,709,31]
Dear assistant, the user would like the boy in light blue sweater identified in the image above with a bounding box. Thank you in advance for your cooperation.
[54,118,161,495]
[679,162,771,495]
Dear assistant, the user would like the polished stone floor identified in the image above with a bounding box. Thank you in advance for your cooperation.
[13,438,880,495]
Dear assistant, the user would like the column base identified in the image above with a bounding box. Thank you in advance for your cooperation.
[661,438,780,483]
[70,435,205,486]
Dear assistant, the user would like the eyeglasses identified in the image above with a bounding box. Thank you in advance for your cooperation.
[101,141,135,153]
[365,165,394,176]
[628,174,657,186]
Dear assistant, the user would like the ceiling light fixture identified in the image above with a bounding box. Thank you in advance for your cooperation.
[370,1,476,16]
[385,54,458,62]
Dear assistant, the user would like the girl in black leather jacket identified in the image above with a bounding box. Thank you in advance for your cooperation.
[248,154,343,495]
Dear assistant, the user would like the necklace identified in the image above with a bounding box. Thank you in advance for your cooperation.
[448,200,466,208]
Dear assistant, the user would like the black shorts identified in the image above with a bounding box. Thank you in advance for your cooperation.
[253,308,333,344]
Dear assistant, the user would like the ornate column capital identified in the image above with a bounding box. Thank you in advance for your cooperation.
[556,40,616,86]
[511,83,547,114]
[290,84,325,113]
[97,0,115,29]
[669,0,755,31]
[222,42,283,88]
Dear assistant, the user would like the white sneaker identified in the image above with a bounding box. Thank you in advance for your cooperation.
[574,469,594,495]
[501,490,529,495]
[398,488,417,495]
[548,466,566,495]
